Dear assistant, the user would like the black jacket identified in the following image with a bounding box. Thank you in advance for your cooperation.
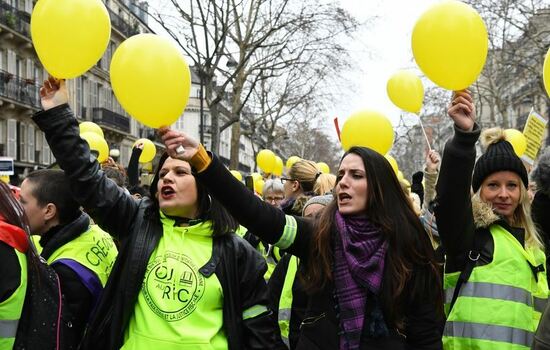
[40,213,94,350]
[267,254,308,350]
[195,152,444,349]
[33,104,275,350]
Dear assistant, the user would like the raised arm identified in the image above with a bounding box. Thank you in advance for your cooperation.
[422,150,440,212]
[158,127,313,259]
[33,78,139,240]
[434,90,480,273]
[127,144,143,189]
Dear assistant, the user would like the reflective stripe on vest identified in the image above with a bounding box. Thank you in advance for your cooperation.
[276,216,297,249]
[445,321,534,347]
[46,224,118,286]
[278,256,299,348]
[0,249,27,348]
[443,224,548,350]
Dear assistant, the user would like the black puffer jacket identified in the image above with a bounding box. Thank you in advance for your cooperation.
[33,104,275,350]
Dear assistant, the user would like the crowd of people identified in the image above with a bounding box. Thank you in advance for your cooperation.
[1,77,550,350]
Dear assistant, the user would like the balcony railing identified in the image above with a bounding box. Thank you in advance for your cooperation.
[0,70,40,109]
[89,107,130,134]
[107,7,139,38]
[0,1,30,37]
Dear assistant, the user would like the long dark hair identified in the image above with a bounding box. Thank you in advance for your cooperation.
[305,146,442,329]
[0,181,30,232]
[149,152,238,236]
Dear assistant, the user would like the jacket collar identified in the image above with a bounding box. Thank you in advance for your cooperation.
[40,212,90,260]
[472,195,501,229]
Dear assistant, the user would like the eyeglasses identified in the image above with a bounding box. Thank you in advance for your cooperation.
[280,177,296,184]
[265,196,284,203]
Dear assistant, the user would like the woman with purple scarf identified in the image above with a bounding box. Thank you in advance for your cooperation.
[161,129,444,350]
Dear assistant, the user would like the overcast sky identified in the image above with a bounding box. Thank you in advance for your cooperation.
[333,0,441,128]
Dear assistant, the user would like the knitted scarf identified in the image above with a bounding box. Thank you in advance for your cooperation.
[333,211,388,349]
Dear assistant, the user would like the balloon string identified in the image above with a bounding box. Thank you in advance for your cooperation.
[417,116,432,151]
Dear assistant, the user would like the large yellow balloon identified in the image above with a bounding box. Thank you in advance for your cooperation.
[340,110,394,154]
[273,156,284,177]
[544,48,550,98]
[31,0,110,78]
[317,162,330,174]
[81,132,109,163]
[230,170,243,181]
[133,138,156,163]
[256,150,276,173]
[412,0,488,90]
[79,121,104,138]
[384,154,399,174]
[286,156,301,170]
[387,70,424,114]
[110,34,191,128]
[504,129,527,157]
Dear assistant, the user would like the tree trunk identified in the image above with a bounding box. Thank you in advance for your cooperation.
[209,106,221,153]
[230,122,241,169]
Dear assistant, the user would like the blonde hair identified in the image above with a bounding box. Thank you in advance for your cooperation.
[314,173,336,195]
[476,183,544,250]
[289,159,320,193]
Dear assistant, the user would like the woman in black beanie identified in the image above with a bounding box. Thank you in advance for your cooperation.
[435,90,549,350]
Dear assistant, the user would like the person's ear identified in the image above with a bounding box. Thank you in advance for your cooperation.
[44,203,57,222]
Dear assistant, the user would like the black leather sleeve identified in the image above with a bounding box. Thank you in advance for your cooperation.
[32,104,140,241]
[195,154,314,260]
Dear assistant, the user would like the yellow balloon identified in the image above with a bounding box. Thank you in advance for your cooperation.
[31,0,110,78]
[133,138,156,163]
[81,132,109,163]
[254,179,265,195]
[317,162,330,174]
[544,47,550,98]
[230,170,243,182]
[340,110,394,154]
[504,129,527,157]
[412,0,488,90]
[387,70,424,114]
[79,121,104,138]
[110,34,191,128]
[251,172,262,181]
[273,156,284,177]
[384,154,399,174]
[286,156,301,170]
[256,150,276,173]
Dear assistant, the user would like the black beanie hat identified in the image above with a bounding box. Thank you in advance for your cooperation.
[472,140,528,192]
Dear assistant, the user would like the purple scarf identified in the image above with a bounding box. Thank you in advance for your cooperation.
[333,211,388,350]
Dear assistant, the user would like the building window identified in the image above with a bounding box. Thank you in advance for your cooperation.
[27,124,35,162]
[7,120,16,158]
[90,81,98,108]
[42,133,51,165]
[19,122,27,161]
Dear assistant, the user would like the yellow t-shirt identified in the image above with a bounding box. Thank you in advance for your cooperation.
[122,214,227,350]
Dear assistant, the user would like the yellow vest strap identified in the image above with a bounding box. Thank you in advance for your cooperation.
[445,321,534,347]
[0,319,19,338]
